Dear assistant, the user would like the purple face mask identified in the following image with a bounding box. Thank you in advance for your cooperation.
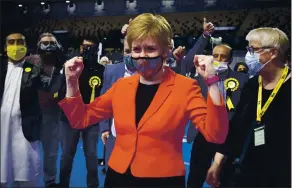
[131,56,163,78]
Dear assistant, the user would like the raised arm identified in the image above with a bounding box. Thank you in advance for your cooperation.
[58,57,114,129]
[180,35,209,75]
[180,18,215,75]
[186,81,228,144]
[186,55,228,144]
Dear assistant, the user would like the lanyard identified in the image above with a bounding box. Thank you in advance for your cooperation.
[256,66,289,122]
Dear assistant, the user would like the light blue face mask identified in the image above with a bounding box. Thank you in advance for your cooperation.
[131,56,163,78]
[245,52,264,76]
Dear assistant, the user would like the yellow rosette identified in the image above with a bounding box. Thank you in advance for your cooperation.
[89,76,101,102]
[224,78,239,111]
[224,78,239,92]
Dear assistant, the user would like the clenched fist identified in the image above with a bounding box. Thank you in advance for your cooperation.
[121,18,132,36]
[64,56,84,82]
[194,55,216,79]
[203,18,215,36]
[173,46,185,62]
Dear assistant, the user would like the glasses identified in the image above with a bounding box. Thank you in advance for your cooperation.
[40,41,57,46]
[246,46,273,55]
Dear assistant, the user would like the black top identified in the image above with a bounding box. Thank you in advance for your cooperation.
[222,74,291,186]
[59,55,105,122]
[79,66,104,104]
[68,52,105,104]
[135,82,160,126]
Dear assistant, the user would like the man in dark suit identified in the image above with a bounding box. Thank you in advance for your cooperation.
[187,44,249,188]
[0,33,60,187]
[58,37,104,188]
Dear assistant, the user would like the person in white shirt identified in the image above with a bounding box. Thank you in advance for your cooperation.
[1,33,59,188]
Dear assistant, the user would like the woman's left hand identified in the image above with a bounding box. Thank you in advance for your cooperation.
[194,55,216,79]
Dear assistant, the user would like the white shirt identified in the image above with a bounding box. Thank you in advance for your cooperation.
[111,65,136,137]
[1,61,41,185]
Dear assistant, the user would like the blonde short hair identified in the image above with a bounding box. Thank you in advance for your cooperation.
[126,13,173,50]
[246,27,290,60]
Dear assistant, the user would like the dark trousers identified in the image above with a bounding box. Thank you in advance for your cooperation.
[187,133,233,188]
[40,106,61,187]
[104,167,185,187]
[187,133,214,188]
[59,121,99,188]
[234,163,291,187]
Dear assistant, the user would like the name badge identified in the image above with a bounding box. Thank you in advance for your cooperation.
[254,125,265,146]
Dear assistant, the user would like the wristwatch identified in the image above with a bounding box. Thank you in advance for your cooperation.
[205,75,219,86]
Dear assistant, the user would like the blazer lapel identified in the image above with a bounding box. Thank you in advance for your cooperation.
[0,62,8,100]
[127,74,140,131]
[137,67,175,131]
[21,61,34,90]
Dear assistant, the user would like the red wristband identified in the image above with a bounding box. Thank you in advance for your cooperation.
[205,75,219,86]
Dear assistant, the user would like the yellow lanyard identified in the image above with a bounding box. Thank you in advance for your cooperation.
[257,66,289,122]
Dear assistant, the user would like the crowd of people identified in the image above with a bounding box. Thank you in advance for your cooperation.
[0,11,291,188]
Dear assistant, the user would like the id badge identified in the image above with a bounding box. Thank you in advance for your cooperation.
[254,125,265,146]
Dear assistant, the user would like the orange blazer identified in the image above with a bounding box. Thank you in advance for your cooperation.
[59,67,228,178]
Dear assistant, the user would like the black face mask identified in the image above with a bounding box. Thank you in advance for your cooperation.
[38,43,59,54]
[238,70,249,74]
[37,43,63,67]
[81,45,99,67]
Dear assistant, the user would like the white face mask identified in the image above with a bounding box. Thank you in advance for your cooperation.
[213,61,229,74]
[245,50,272,76]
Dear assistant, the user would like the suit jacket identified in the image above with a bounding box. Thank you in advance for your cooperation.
[99,61,125,133]
[187,69,249,143]
[59,67,228,177]
[179,35,209,75]
[0,59,61,142]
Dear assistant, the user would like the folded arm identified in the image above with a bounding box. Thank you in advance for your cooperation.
[186,81,228,144]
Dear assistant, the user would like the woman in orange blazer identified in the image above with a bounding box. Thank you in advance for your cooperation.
[59,13,228,187]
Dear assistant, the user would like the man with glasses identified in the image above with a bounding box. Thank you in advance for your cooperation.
[187,44,249,188]
[26,33,65,187]
[58,37,104,188]
[1,33,60,187]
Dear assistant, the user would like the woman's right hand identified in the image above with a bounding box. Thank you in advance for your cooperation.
[65,56,84,83]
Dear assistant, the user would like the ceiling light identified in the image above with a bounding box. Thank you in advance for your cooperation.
[18,4,23,7]
[66,0,70,3]
[41,2,45,5]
